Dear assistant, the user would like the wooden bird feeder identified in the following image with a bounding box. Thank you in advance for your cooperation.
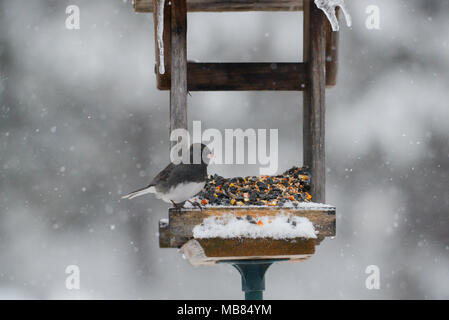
[133,0,342,299]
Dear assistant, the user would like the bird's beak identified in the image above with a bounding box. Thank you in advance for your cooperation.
[207,153,215,159]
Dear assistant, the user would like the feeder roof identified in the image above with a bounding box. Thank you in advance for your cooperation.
[134,0,304,13]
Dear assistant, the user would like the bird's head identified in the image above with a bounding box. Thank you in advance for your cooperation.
[189,143,214,165]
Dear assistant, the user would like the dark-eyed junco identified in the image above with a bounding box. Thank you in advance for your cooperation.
[121,143,213,208]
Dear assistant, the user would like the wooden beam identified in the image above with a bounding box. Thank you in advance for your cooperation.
[170,0,188,146]
[325,8,339,87]
[197,238,315,257]
[135,0,304,12]
[180,239,315,265]
[156,63,307,91]
[153,0,171,90]
[187,63,307,91]
[159,206,336,248]
[303,0,326,203]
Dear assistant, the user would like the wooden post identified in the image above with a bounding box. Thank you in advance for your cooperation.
[170,0,188,148]
[153,0,171,90]
[325,9,339,87]
[303,0,326,203]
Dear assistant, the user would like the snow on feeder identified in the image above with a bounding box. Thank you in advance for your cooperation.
[132,0,350,299]
[160,168,336,259]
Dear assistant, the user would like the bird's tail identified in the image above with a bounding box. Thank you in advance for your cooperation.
[121,185,155,200]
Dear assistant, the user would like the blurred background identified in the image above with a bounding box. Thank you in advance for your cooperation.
[0,0,448,299]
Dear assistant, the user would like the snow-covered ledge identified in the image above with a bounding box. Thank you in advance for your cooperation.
[193,214,318,240]
[159,204,336,259]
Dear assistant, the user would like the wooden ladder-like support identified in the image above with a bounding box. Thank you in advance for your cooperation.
[139,0,339,203]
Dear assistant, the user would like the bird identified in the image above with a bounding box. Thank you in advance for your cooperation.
[121,143,213,209]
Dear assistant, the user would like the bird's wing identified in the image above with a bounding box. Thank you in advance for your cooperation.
[121,162,176,200]
[149,162,176,186]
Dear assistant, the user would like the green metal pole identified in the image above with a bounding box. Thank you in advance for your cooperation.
[219,259,287,300]
[245,290,263,300]
[232,262,272,300]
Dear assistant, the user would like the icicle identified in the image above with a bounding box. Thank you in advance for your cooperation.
[314,0,352,32]
[156,0,166,74]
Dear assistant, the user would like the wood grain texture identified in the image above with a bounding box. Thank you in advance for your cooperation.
[159,206,336,248]
[158,62,307,91]
[303,1,326,203]
[156,62,307,91]
[325,8,339,87]
[198,238,315,257]
[180,239,313,265]
[188,63,307,91]
[135,0,304,12]
[170,0,188,148]
[153,0,172,90]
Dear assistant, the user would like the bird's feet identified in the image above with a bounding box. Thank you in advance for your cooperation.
[187,200,203,211]
[171,200,186,212]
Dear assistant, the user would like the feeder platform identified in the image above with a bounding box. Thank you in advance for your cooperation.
[160,205,335,265]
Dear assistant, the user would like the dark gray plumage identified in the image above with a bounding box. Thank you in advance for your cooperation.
[122,144,212,207]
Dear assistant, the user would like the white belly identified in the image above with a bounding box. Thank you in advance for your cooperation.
[157,181,206,204]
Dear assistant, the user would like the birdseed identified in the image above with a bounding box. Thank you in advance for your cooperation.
[192,166,312,207]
